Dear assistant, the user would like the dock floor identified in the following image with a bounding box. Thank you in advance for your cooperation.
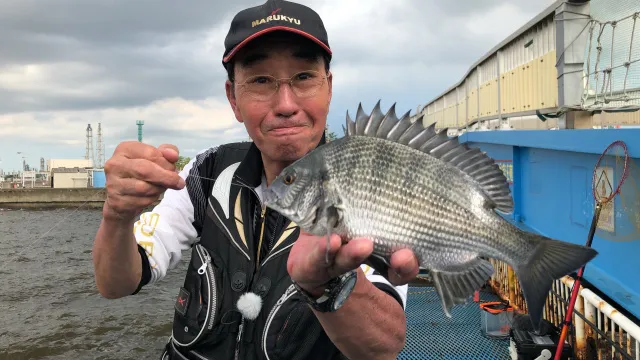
[398,285,511,360]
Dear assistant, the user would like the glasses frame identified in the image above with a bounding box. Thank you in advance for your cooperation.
[235,70,329,101]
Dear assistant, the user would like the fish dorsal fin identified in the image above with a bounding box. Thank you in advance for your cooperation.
[344,101,514,214]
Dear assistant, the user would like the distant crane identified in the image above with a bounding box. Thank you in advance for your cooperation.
[136,120,144,142]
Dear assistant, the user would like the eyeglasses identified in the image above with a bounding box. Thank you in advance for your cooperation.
[236,70,328,101]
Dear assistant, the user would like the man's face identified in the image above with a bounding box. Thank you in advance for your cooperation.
[225,32,332,164]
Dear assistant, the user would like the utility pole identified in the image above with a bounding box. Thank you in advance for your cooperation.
[136,120,144,142]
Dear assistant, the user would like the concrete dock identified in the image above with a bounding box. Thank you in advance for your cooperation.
[0,188,107,209]
[0,188,163,209]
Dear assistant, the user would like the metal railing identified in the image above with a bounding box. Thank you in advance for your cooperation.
[489,259,640,359]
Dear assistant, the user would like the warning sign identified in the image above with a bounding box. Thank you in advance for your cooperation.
[594,166,615,232]
[495,160,513,184]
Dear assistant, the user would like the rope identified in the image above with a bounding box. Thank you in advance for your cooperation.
[581,11,640,109]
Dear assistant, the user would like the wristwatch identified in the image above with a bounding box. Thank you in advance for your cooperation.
[293,270,358,312]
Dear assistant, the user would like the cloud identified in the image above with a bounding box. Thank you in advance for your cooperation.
[0,0,555,171]
[0,97,247,167]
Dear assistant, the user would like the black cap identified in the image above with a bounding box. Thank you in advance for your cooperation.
[223,0,331,64]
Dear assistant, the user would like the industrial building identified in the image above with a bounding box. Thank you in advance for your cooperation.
[51,167,90,188]
[46,159,105,189]
[3,123,108,189]
[44,122,107,189]
[47,159,93,171]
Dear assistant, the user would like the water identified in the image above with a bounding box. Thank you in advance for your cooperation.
[0,208,190,360]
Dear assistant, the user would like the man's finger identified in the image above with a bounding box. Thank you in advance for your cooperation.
[330,238,373,276]
[158,144,180,163]
[314,233,342,267]
[126,159,186,190]
[149,153,178,172]
[388,249,420,285]
[158,143,179,154]
[118,141,163,160]
[288,233,341,286]
[117,178,168,197]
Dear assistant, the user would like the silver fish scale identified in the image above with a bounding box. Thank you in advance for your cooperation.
[322,135,512,268]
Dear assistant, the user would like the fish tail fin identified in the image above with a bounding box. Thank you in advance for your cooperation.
[513,234,598,334]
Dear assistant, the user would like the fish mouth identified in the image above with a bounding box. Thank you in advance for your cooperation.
[264,181,287,206]
[262,183,293,216]
[263,184,318,229]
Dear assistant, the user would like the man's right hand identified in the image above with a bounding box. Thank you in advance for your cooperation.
[102,141,186,222]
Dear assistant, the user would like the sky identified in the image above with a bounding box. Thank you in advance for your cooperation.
[0,0,556,172]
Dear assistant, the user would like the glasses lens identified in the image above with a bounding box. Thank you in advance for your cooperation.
[243,75,277,100]
[291,71,324,97]
[240,71,325,100]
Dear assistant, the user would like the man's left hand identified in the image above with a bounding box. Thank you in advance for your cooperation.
[287,232,420,297]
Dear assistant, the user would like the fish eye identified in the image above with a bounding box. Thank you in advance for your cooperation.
[284,173,296,185]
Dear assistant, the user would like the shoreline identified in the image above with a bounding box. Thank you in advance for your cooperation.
[0,202,107,210]
[0,188,161,210]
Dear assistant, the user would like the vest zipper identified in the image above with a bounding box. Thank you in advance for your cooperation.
[234,181,267,360]
[234,317,245,360]
[262,284,297,360]
[173,244,217,348]
[235,178,293,359]
[255,204,267,269]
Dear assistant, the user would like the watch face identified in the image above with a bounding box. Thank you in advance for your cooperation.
[333,275,358,311]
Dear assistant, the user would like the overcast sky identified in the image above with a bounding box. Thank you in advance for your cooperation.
[0,0,556,172]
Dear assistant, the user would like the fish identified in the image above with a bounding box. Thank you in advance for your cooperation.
[262,101,598,333]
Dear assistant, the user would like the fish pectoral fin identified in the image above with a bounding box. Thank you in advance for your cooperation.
[320,179,343,264]
[431,258,494,317]
[333,203,346,220]
[322,180,345,229]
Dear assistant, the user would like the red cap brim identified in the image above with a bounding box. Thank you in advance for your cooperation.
[222,26,332,63]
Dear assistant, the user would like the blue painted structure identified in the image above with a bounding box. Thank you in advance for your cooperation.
[92,169,106,188]
[459,129,640,320]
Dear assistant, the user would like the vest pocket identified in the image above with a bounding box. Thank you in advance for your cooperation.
[261,285,326,360]
[171,244,223,348]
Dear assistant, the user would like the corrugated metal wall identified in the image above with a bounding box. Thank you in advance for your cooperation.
[467,68,479,125]
[500,15,557,115]
[479,54,499,119]
[417,13,560,130]
[457,85,466,128]
[443,90,457,128]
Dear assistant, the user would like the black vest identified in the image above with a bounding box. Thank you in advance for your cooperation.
[165,140,347,360]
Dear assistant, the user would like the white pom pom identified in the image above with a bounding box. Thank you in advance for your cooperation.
[237,292,262,320]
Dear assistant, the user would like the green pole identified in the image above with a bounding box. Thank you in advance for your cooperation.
[136,120,144,142]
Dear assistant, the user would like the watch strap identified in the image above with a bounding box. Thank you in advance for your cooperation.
[293,270,357,312]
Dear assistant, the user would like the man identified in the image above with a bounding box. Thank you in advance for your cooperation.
[92,0,420,359]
